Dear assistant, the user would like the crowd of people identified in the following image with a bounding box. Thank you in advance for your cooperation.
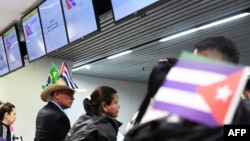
[1,36,250,141]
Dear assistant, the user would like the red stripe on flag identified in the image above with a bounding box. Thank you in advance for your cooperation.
[65,0,72,9]
[197,70,244,125]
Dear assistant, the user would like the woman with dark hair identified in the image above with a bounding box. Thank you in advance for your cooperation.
[125,58,177,132]
[0,101,16,141]
[65,86,122,141]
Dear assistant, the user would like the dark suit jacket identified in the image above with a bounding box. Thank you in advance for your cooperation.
[34,101,70,141]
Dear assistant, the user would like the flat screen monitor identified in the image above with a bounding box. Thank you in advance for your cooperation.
[62,0,99,43]
[39,0,68,53]
[0,36,10,76]
[21,8,47,62]
[2,25,24,72]
[110,0,159,23]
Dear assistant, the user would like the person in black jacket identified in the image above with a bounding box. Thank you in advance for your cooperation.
[35,62,86,141]
[65,86,122,141]
[35,78,78,141]
[0,101,16,141]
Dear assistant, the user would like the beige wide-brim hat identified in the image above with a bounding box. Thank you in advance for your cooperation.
[40,78,87,102]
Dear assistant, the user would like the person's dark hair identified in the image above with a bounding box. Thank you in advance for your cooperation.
[245,78,250,91]
[83,86,117,116]
[134,58,177,126]
[0,101,15,121]
[194,36,240,64]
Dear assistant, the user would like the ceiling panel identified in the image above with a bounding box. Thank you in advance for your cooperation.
[0,0,45,33]
[1,0,250,83]
[50,0,250,83]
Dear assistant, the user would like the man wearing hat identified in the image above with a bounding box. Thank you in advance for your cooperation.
[34,63,86,141]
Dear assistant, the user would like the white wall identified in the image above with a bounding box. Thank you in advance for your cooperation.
[0,57,146,140]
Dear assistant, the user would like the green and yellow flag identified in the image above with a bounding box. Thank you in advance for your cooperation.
[41,63,60,89]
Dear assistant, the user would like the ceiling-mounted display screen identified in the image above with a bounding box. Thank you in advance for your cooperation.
[39,0,68,53]
[0,36,10,76]
[21,8,46,62]
[62,0,99,43]
[110,0,159,23]
[2,25,24,72]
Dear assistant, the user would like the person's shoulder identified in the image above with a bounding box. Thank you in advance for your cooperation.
[232,100,250,124]
[242,99,250,111]
[117,131,124,141]
[40,104,57,112]
[96,115,115,123]
[44,102,63,112]
[124,117,223,141]
[38,103,65,118]
[94,115,122,129]
[125,112,138,133]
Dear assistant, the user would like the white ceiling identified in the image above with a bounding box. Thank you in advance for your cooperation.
[0,0,44,33]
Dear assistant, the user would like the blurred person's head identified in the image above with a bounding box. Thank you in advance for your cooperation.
[83,86,120,117]
[147,58,177,98]
[0,101,16,126]
[41,76,86,109]
[243,78,250,99]
[193,36,239,64]
[193,36,250,125]
[50,89,75,109]
[41,78,77,109]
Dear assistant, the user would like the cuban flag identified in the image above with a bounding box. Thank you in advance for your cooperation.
[24,24,32,36]
[153,51,250,126]
[4,39,12,50]
[65,0,77,10]
[60,62,78,89]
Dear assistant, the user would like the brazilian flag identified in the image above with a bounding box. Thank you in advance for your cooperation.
[41,63,59,89]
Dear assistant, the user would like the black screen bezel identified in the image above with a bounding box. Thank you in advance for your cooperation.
[109,0,162,24]
[61,0,101,45]
[38,0,69,54]
[21,7,47,63]
[0,35,10,77]
[2,23,25,73]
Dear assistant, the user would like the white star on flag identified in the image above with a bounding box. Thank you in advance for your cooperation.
[215,85,232,102]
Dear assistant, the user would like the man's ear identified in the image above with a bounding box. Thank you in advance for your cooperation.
[4,112,9,119]
[100,102,108,113]
[53,91,60,99]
